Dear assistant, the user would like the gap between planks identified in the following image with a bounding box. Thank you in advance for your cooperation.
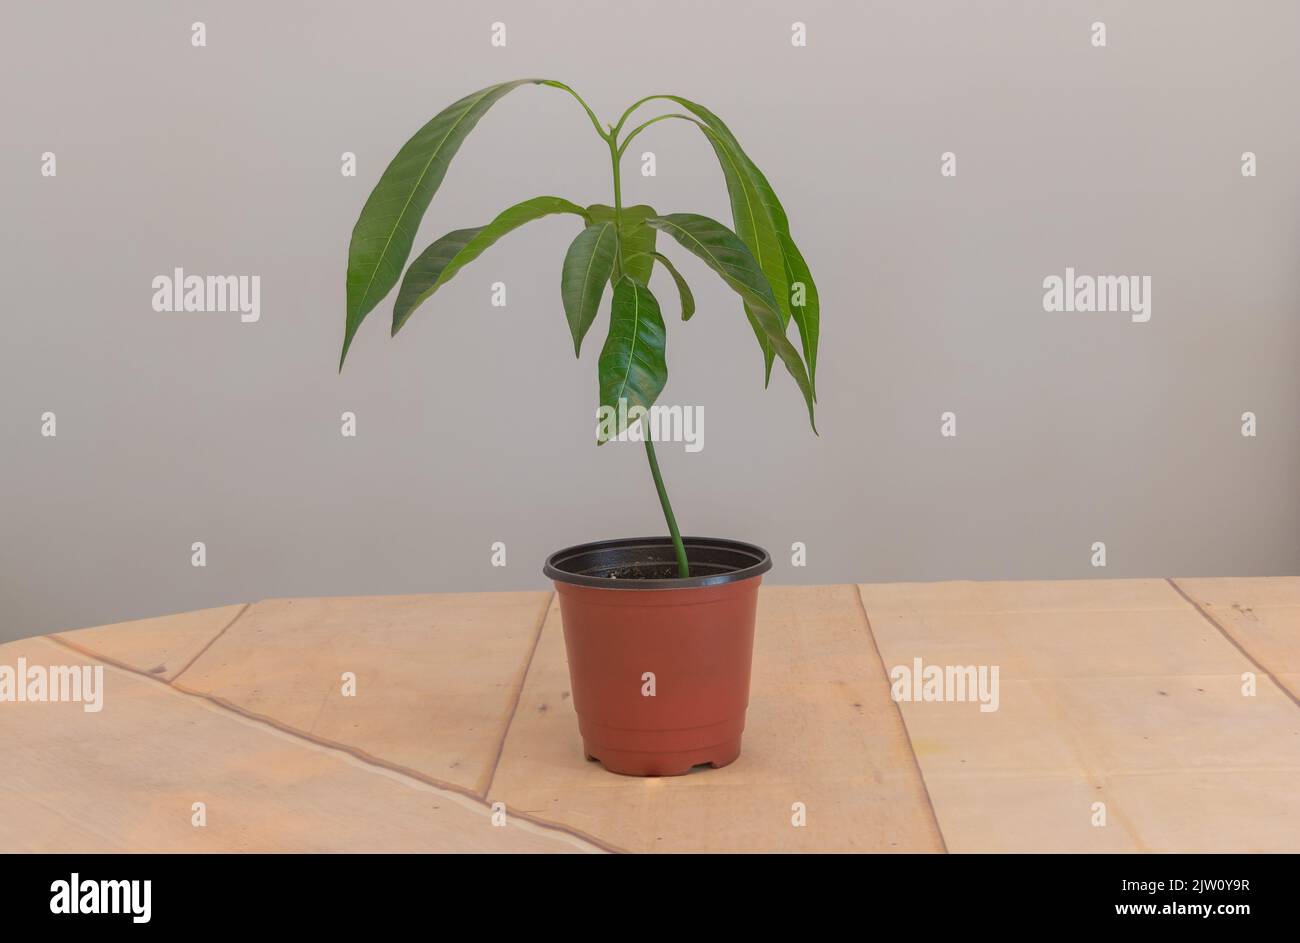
[1166,577,1300,711]
[480,591,553,799]
[852,584,950,854]
[45,614,620,854]
[170,602,251,682]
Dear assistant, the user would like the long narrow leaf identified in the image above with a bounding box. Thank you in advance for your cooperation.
[695,120,788,379]
[393,196,585,333]
[597,277,668,441]
[648,213,815,432]
[651,252,695,321]
[561,221,619,356]
[648,97,819,391]
[343,79,547,367]
[777,229,818,389]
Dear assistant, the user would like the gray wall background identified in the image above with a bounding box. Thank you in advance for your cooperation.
[4,1,1298,642]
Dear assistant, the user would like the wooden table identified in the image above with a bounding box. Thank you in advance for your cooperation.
[3,578,1298,853]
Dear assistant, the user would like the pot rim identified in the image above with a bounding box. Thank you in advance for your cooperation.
[543,536,772,590]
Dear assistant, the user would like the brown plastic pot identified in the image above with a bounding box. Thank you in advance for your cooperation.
[543,537,771,777]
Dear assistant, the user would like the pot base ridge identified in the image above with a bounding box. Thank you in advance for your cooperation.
[584,737,742,777]
[579,715,745,776]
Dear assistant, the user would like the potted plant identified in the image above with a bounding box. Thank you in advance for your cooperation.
[341,80,819,776]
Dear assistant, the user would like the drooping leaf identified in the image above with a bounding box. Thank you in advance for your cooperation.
[597,277,668,442]
[561,221,619,356]
[734,152,820,394]
[393,196,586,334]
[743,304,772,375]
[651,252,695,321]
[648,213,815,432]
[645,96,819,392]
[695,121,788,378]
[777,229,819,391]
[586,204,657,286]
[342,78,546,368]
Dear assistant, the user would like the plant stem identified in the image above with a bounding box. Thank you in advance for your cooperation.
[607,136,625,280]
[539,81,609,143]
[644,438,689,577]
[608,125,689,577]
[617,113,692,158]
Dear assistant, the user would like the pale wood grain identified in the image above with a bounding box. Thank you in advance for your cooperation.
[51,603,248,681]
[171,592,550,795]
[489,585,946,853]
[855,578,1186,614]
[13,580,1300,853]
[860,578,1300,852]
[1173,577,1300,699]
[0,637,597,853]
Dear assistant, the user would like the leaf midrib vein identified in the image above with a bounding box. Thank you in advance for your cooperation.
[355,84,504,318]
[614,282,642,406]
[577,223,614,330]
[703,126,782,297]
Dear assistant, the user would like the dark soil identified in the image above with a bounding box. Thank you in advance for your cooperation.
[600,563,690,580]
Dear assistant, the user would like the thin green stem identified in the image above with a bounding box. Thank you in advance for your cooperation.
[608,135,625,279]
[612,96,654,137]
[540,80,610,142]
[617,113,693,159]
[608,114,689,577]
[644,438,689,577]
[612,94,670,137]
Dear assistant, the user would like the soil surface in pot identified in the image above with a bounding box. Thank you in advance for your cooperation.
[599,563,685,580]
[545,536,772,590]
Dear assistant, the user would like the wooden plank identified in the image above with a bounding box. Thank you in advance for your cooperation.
[857,578,1184,615]
[1173,577,1300,701]
[0,637,597,852]
[50,603,248,681]
[860,579,1300,852]
[172,592,550,796]
[489,585,946,853]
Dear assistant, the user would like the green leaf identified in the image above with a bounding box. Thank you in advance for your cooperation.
[735,154,819,394]
[586,204,657,286]
[743,304,773,378]
[648,97,819,392]
[393,196,586,334]
[598,277,668,442]
[342,79,546,369]
[777,229,819,391]
[697,122,788,372]
[561,221,619,356]
[651,252,695,321]
[647,213,815,432]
